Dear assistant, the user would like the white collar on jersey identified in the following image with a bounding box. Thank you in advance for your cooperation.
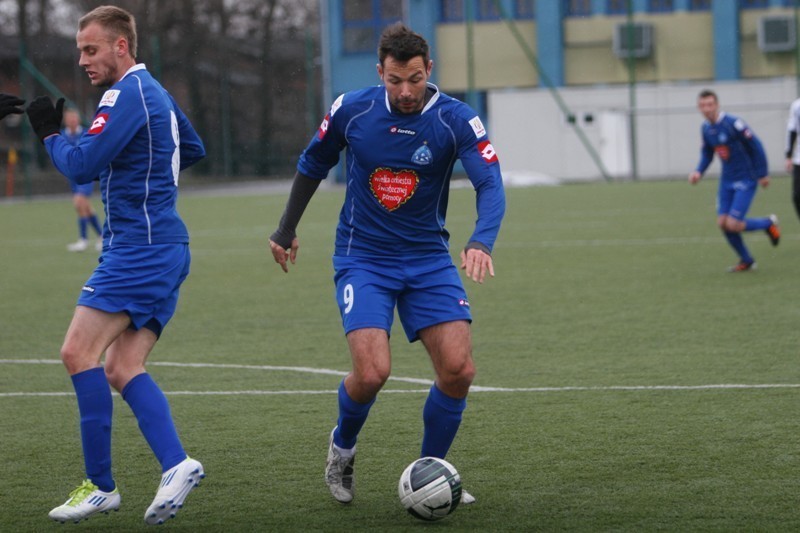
[118,63,147,82]
[384,82,440,115]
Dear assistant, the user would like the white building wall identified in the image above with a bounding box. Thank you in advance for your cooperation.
[488,78,797,182]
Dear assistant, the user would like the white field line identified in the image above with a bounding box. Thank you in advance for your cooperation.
[1,359,798,397]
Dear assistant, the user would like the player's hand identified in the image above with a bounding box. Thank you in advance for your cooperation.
[0,93,25,120]
[758,176,770,188]
[460,247,494,284]
[269,237,299,273]
[26,96,64,143]
[786,158,794,173]
[688,171,702,185]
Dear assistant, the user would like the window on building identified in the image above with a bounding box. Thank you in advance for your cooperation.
[648,0,673,12]
[607,0,627,14]
[342,0,404,54]
[441,0,464,21]
[474,0,500,20]
[515,0,535,19]
[565,0,592,17]
[688,0,711,10]
[740,0,769,7]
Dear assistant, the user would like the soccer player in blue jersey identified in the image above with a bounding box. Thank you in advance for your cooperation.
[269,22,505,505]
[689,89,780,272]
[24,6,206,525]
[61,107,103,252]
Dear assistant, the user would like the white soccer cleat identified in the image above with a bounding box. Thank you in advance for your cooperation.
[144,457,204,525]
[461,489,476,505]
[48,479,120,524]
[325,427,355,503]
[67,239,89,252]
[95,238,103,251]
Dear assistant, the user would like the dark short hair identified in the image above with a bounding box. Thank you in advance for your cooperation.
[698,89,717,101]
[79,5,138,58]
[377,22,429,66]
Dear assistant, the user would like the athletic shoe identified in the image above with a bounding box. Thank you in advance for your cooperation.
[766,214,780,246]
[727,260,756,273]
[144,457,205,525]
[462,490,476,505]
[48,479,120,524]
[325,427,355,503]
[67,239,88,252]
[95,238,103,251]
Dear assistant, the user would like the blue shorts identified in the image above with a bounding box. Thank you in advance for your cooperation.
[333,254,472,342]
[717,180,757,220]
[77,244,191,337]
[71,181,94,196]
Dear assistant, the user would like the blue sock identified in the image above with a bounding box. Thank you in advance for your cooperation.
[334,380,375,449]
[88,214,102,236]
[78,217,88,239]
[421,384,467,459]
[723,231,753,263]
[121,373,186,472]
[744,217,771,231]
[71,367,115,492]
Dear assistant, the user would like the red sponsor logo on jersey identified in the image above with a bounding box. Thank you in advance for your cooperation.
[714,145,730,161]
[318,114,330,139]
[88,113,109,135]
[369,168,419,211]
[478,140,498,163]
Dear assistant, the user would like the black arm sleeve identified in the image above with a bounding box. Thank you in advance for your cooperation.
[464,241,491,256]
[269,171,322,249]
[787,131,797,159]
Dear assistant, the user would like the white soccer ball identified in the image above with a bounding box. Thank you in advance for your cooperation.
[398,457,462,521]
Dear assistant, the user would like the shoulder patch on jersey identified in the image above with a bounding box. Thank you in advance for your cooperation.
[330,94,344,117]
[469,116,486,138]
[478,139,498,163]
[99,90,121,108]
[88,113,109,135]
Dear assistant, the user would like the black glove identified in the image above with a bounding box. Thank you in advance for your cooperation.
[0,93,25,120]
[26,96,65,143]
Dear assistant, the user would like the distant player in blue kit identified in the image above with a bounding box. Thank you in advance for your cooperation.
[689,89,780,272]
[61,107,103,252]
[24,6,206,525]
[269,23,505,505]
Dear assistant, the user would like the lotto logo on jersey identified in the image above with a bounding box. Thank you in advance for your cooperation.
[88,113,109,135]
[318,114,330,139]
[478,140,498,163]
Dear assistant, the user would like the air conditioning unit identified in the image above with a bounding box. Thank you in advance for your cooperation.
[612,23,653,59]
[758,15,796,53]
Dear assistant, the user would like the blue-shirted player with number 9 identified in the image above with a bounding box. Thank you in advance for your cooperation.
[24,5,206,526]
[269,22,505,506]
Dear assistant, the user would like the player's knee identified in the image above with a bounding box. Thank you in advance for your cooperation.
[354,367,390,394]
[103,365,123,392]
[438,357,475,392]
[59,342,86,374]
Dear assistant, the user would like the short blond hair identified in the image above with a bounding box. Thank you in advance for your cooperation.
[79,5,137,58]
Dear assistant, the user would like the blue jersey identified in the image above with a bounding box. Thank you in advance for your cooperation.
[298,84,505,257]
[695,112,767,183]
[44,64,205,247]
